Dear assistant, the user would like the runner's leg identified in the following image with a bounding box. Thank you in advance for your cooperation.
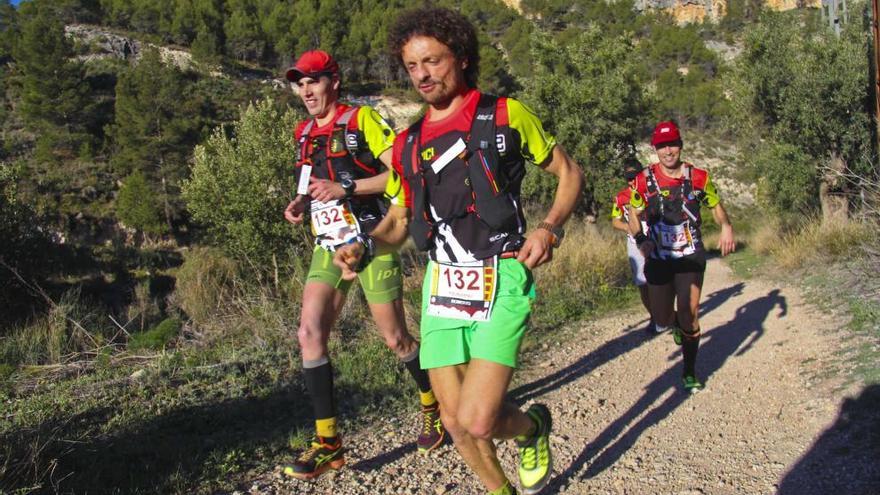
[674,271,704,380]
[648,283,676,329]
[430,364,513,492]
[298,281,346,437]
[369,299,443,450]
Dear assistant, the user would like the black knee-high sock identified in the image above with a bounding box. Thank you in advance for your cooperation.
[682,328,701,377]
[303,357,336,423]
[402,348,432,393]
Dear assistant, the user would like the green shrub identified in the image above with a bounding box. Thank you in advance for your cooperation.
[755,143,818,215]
[129,317,181,351]
[173,247,239,325]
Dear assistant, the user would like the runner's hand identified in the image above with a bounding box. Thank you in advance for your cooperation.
[517,229,555,269]
[333,242,364,281]
[308,177,345,203]
[639,240,655,258]
[284,195,307,224]
[718,224,736,257]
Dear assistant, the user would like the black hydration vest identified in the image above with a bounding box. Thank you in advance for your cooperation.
[643,163,700,226]
[399,94,523,252]
[294,106,385,233]
[295,107,379,182]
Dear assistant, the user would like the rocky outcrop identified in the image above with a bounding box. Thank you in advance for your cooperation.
[634,0,821,24]
[64,24,197,71]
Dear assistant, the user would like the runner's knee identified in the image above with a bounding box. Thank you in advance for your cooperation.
[296,321,326,354]
[458,410,497,441]
[440,409,467,440]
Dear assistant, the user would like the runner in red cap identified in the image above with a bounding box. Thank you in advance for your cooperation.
[628,120,736,392]
[281,49,444,480]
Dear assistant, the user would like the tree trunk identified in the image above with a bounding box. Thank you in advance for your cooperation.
[820,152,849,225]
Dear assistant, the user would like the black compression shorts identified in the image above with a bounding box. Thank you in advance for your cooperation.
[645,252,706,286]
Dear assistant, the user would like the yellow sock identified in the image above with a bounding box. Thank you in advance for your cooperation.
[419,390,437,408]
[315,417,338,439]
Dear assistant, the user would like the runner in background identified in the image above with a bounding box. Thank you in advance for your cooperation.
[628,121,735,392]
[610,157,653,332]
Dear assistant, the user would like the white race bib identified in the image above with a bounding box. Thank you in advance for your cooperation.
[427,258,498,322]
[653,222,695,257]
[310,200,359,246]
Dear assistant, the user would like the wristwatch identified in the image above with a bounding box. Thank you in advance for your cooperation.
[341,178,356,198]
[536,221,565,248]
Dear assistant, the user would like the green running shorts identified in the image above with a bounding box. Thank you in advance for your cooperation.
[419,258,535,369]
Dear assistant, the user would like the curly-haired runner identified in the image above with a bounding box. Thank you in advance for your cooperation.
[336,7,584,494]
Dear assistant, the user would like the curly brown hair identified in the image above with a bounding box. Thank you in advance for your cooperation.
[388,6,480,88]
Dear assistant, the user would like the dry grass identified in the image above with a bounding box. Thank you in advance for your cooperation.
[767,219,873,270]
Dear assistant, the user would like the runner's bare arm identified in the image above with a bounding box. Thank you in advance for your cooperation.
[712,202,736,256]
[611,217,629,233]
[517,145,584,269]
[306,171,390,203]
[333,204,410,280]
[284,195,307,224]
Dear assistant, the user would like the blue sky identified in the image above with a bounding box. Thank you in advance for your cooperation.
[10,0,22,6]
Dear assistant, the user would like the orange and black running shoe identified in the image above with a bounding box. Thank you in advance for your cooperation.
[283,436,345,480]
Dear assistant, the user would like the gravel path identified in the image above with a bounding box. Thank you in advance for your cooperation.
[245,259,878,494]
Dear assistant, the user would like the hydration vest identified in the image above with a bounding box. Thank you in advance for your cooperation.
[399,94,523,252]
[295,106,379,183]
[643,163,701,225]
[643,163,705,257]
[294,106,385,237]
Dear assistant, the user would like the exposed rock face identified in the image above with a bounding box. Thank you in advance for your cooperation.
[64,24,197,71]
[634,0,820,24]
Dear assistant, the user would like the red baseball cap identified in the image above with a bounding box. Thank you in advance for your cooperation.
[651,121,682,147]
[285,50,339,82]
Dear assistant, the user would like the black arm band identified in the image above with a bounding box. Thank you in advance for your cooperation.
[634,232,648,247]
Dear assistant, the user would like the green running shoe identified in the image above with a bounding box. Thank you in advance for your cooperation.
[517,404,553,494]
[417,404,445,453]
[682,374,704,393]
[672,326,683,346]
[282,436,345,480]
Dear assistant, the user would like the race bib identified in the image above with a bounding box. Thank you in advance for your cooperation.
[653,222,695,257]
[310,199,359,246]
[427,258,498,322]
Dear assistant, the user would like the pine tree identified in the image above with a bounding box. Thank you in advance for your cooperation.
[107,48,202,234]
[13,0,89,150]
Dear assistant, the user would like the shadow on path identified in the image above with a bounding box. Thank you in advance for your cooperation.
[544,288,787,490]
[348,280,752,475]
[778,384,880,495]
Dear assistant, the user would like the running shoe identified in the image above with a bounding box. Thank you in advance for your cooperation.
[417,404,445,453]
[282,436,344,480]
[517,404,553,494]
[649,320,662,333]
[490,481,519,495]
[672,326,683,345]
[682,374,704,393]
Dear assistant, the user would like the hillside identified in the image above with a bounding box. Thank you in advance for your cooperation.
[1,1,877,493]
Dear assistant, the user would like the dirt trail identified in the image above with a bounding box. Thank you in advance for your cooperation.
[251,259,877,495]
